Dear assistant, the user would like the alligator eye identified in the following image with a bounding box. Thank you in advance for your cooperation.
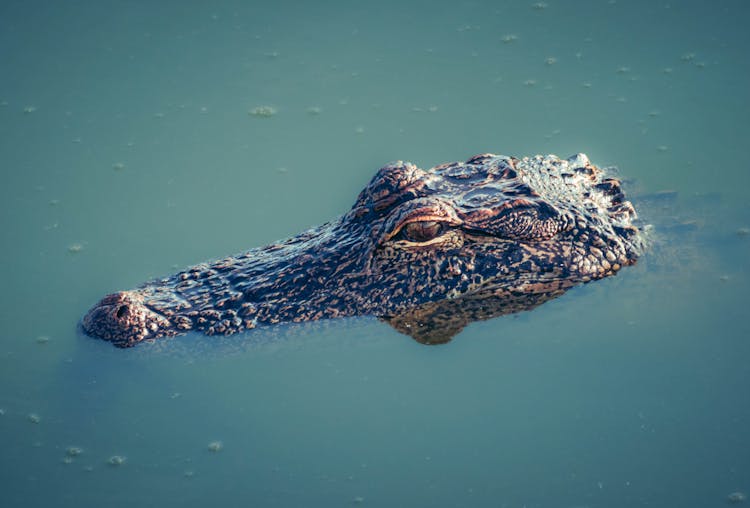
[395,221,446,243]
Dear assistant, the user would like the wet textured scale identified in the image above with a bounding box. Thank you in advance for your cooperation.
[82,153,644,347]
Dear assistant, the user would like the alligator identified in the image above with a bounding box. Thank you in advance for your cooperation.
[82,153,644,348]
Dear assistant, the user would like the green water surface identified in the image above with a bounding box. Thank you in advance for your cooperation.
[1,1,749,507]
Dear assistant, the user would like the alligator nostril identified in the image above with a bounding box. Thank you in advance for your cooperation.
[116,305,128,319]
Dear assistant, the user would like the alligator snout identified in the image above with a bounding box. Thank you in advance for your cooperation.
[82,291,175,347]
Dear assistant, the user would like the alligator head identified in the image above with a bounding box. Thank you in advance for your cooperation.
[82,153,644,347]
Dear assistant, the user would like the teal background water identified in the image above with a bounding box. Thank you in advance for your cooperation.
[1,1,749,507]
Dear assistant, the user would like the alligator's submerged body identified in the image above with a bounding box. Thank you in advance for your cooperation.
[83,153,644,347]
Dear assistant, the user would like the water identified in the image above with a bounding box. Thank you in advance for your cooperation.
[1,0,749,506]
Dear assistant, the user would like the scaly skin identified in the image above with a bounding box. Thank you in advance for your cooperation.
[82,153,644,347]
